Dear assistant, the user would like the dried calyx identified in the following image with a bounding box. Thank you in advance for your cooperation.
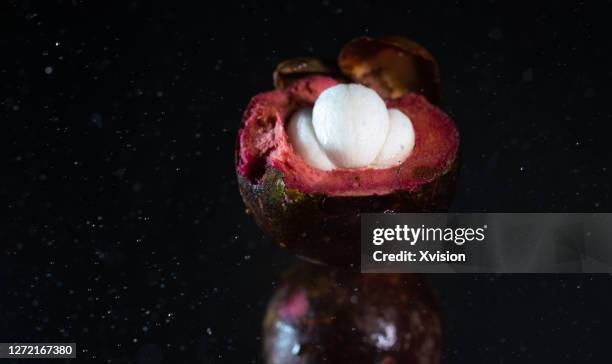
[274,36,441,103]
[287,83,415,170]
[338,36,441,102]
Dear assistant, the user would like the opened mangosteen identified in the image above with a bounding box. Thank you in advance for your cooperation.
[263,264,442,364]
[236,36,459,266]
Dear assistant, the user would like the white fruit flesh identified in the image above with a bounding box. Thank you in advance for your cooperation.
[287,83,415,170]
[312,84,389,168]
[286,108,336,171]
[373,109,416,168]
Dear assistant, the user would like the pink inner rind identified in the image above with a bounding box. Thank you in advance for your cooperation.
[237,75,459,197]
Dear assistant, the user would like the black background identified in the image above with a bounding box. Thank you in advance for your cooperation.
[2,1,612,363]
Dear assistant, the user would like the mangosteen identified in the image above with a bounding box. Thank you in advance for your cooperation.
[263,264,442,364]
[236,36,459,266]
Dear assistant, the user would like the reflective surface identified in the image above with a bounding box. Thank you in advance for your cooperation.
[3,1,612,363]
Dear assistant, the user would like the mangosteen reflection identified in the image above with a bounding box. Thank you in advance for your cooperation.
[263,264,442,364]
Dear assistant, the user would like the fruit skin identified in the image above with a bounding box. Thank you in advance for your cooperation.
[238,158,457,267]
[263,264,442,364]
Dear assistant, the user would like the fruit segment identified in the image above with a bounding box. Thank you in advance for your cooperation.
[312,83,390,168]
[286,107,336,171]
[374,108,416,168]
